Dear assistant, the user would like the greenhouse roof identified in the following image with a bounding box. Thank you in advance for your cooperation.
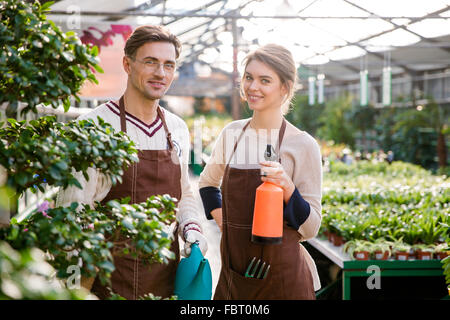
[48,0,450,84]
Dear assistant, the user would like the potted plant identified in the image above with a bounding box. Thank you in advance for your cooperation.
[372,238,393,260]
[434,243,449,260]
[343,239,373,260]
[0,0,178,300]
[328,219,349,246]
[392,241,411,261]
[413,244,435,260]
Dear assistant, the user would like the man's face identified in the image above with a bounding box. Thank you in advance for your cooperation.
[124,41,177,100]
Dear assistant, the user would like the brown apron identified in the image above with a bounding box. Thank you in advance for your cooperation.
[214,119,315,300]
[91,96,182,300]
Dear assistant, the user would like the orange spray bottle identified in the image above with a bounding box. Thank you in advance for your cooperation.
[251,144,283,244]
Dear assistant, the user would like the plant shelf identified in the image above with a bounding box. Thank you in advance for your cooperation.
[308,237,446,300]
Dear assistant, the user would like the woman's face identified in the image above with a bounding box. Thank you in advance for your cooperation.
[243,59,288,113]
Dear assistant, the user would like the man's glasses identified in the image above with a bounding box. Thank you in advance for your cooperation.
[131,58,176,73]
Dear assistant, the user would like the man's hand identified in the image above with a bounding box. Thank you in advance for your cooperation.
[182,227,208,257]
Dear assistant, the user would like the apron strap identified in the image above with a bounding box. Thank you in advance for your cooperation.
[157,106,174,151]
[118,96,127,133]
[225,120,251,166]
[277,119,287,163]
[118,95,174,151]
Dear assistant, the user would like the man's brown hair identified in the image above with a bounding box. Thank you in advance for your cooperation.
[124,25,181,59]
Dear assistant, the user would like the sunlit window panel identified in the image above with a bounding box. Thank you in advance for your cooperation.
[350,0,450,17]
[366,28,421,48]
[304,18,392,44]
[303,55,330,65]
[407,19,450,38]
[167,17,210,35]
[326,46,366,61]
[299,0,370,17]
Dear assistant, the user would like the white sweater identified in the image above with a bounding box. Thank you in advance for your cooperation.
[56,101,202,235]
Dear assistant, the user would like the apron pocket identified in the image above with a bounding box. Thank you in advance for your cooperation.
[228,267,273,300]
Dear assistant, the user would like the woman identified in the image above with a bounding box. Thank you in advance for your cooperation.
[199,44,322,300]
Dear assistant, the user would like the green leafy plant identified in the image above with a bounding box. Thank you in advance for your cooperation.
[435,242,449,254]
[0,240,91,299]
[342,239,374,259]
[1,195,177,287]
[0,116,138,195]
[317,93,356,149]
[0,0,178,300]
[0,0,102,115]
[371,238,393,256]
[441,255,450,288]
[321,160,450,249]
[390,238,411,253]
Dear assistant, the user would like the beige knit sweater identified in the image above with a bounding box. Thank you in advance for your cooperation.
[198,118,322,290]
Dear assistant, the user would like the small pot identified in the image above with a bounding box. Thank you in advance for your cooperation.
[416,250,433,261]
[327,232,334,243]
[395,251,409,261]
[374,250,390,260]
[435,251,449,260]
[353,251,370,260]
[332,234,344,247]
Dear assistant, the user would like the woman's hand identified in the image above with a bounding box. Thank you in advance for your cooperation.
[210,208,223,232]
[260,161,295,203]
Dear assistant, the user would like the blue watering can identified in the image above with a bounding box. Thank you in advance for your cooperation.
[174,242,212,300]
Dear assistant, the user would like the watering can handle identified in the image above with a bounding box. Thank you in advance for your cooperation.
[188,241,200,257]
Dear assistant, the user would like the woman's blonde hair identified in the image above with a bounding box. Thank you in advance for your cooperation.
[240,44,297,115]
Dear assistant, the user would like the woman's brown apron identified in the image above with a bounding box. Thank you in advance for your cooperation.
[91,96,182,300]
[214,119,315,300]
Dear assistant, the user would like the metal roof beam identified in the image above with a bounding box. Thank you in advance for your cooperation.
[300,5,450,73]
[49,10,450,20]
[163,0,224,26]
[104,0,166,22]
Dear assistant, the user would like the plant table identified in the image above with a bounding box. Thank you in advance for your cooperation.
[307,238,447,300]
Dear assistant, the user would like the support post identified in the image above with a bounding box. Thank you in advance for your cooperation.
[231,18,240,120]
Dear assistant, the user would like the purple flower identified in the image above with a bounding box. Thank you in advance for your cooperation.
[37,201,49,213]
[37,201,51,218]
[23,228,28,232]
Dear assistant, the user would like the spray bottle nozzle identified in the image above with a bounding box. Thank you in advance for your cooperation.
[264,144,277,161]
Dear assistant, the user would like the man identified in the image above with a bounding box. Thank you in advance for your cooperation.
[56,25,207,300]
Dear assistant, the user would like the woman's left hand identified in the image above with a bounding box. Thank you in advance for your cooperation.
[259,161,295,203]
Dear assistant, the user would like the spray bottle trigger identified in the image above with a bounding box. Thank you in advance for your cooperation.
[264,144,277,162]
